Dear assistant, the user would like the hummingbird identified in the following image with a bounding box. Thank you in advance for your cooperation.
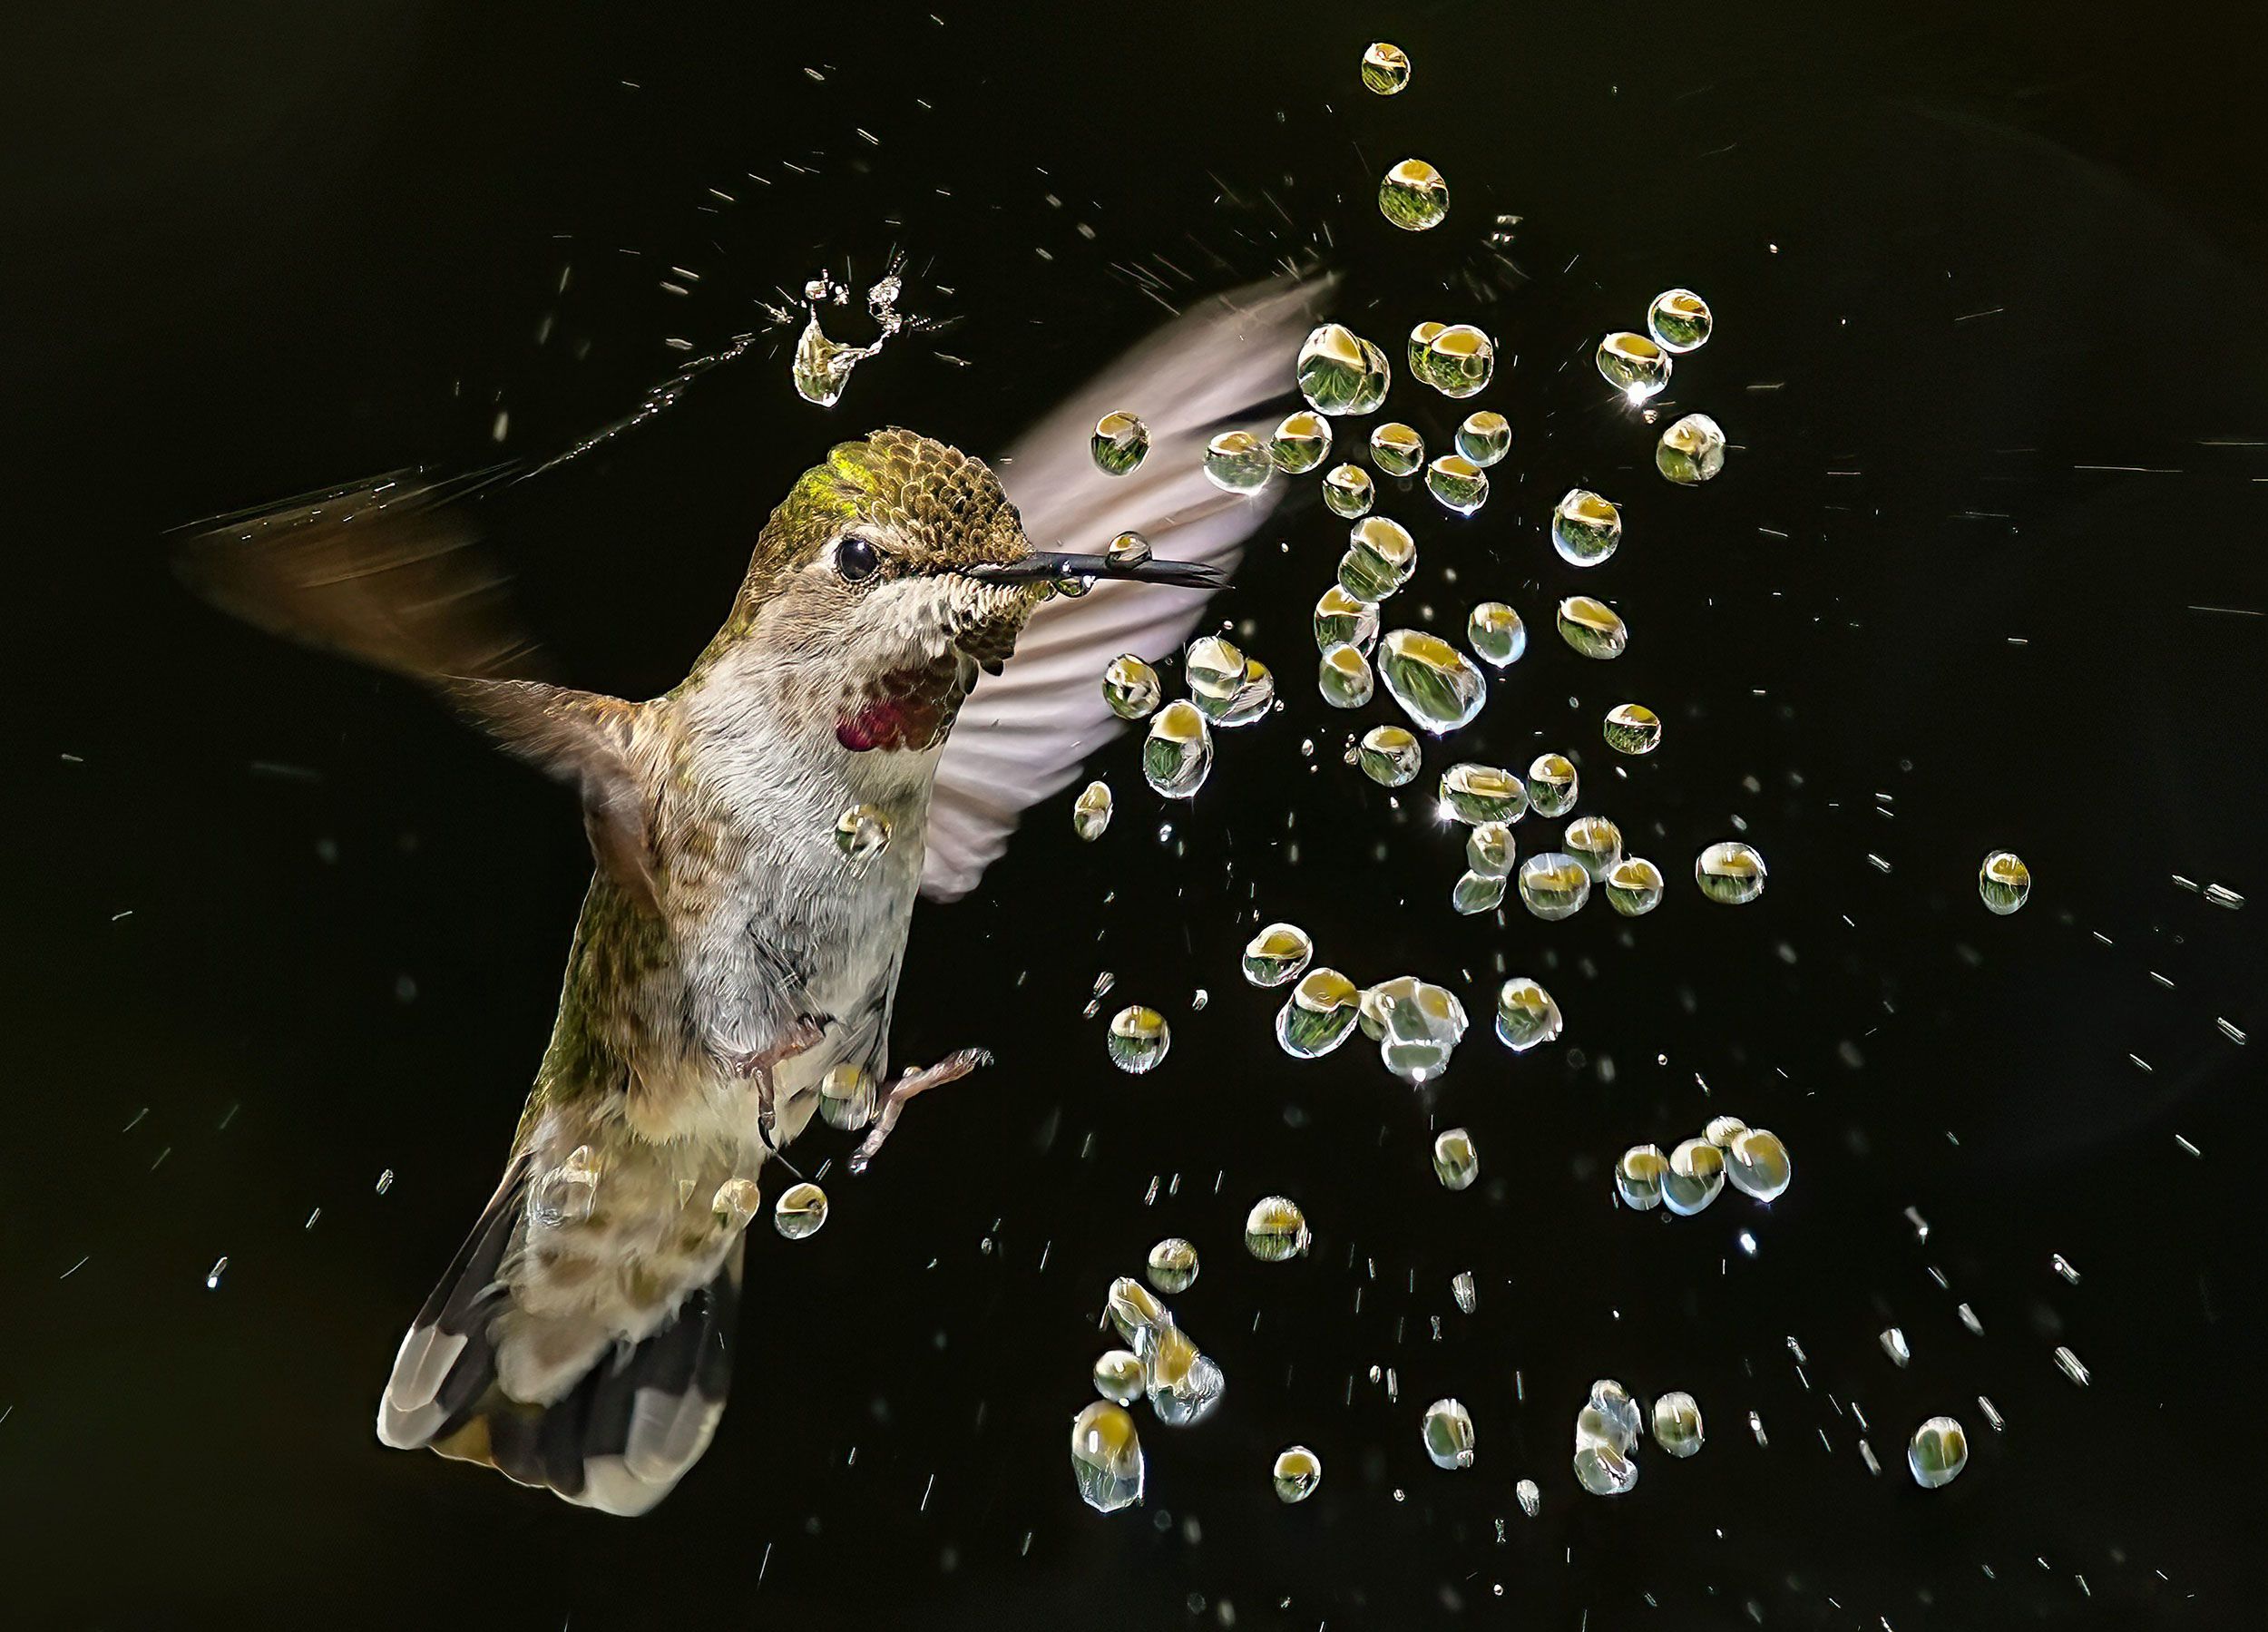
[179,275,1325,1515]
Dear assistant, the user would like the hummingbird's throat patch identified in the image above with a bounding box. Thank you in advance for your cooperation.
[836,651,967,753]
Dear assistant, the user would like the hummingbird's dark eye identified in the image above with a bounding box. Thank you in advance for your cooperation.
[835,535,881,582]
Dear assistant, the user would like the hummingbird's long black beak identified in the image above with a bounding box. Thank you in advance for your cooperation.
[962,551,1229,591]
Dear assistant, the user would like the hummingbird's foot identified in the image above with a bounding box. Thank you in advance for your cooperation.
[847,1047,994,1174]
[716,1014,830,1082]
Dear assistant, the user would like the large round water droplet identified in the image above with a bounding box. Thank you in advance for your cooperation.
[1651,1393,1706,1457]
[1369,421,1425,476]
[1455,411,1512,467]
[1322,463,1374,518]
[1273,1444,1324,1502]
[1318,643,1374,709]
[1597,331,1671,399]
[1466,601,1525,667]
[1106,1006,1170,1075]
[1603,702,1661,755]
[1378,629,1486,733]
[1980,849,2031,914]
[774,1181,828,1238]
[1423,324,1495,397]
[1557,596,1628,660]
[1661,1138,1725,1216]
[1269,410,1333,474]
[1145,1236,1198,1293]
[1070,1401,1145,1513]
[1276,968,1360,1058]
[1360,41,1410,94]
[1379,158,1450,231]
[1695,840,1767,904]
[1647,288,1713,353]
[1517,852,1591,921]
[1203,430,1274,494]
[1440,762,1527,824]
[1907,1416,1969,1489]
[1725,1129,1792,1201]
[1072,779,1113,841]
[1297,324,1391,415]
[1425,454,1489,515]
[1616,1145,1667,1209]
[1359,724,1422,787]
[1315,585,1380,653]
[1563,815,1624,880]
[1432,1127,1480,1189]
[1339,516,1417,601]
[1605,856,1665,915]
[1184,635,1247,720]
[1142,701,1214,799]
[1242,923,1314,988]
[1093,1350,1145,1405]
[1466,821,1515,877]
[1657,413,1726,484]
[1526,753,1579,817]
[1552,488,1622,566]
[1102,654,1161,719]
[1422,1398,1476,1469]
[1091,410,1150,476]
[1243,1195,1311,1260]
[1494,977,1562,1051]
[1406,320,1446,385]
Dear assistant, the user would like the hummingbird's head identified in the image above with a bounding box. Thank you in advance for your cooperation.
[698,429,1045,753]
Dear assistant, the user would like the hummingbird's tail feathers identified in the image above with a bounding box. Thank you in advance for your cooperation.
[174,468,543,684]
[378,1153,746,1517]
[921,271,1336,902]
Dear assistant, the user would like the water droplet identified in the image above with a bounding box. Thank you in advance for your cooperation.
[1185,636,1248,720]
[1515,1478,1541,1518]
[1647,1392,1705,1457]
[1695,841,1768,904]
[531,1145,601,1226]
[1073,780,1114,842]
[791,308,885,406]
[1705,1116,1748,1147]
[1269,410,1333,474]
[1907,1416,1968,1489]
[1605,856,1666,916]
[1360,41,1411,94]
[2055,1345,2090,1387]
[1379,158,1450,231]
[1616,1145,1667,1209]
[1517,853,1591,921]
[1339,516,1417,601]
[1466,821,1516,876]
[1562,816,1624,881]
[1276,968,1361,1058]
[1557,596,1628,660]
[1217,659,1275,728]
[711,1177,763,1231]
[1406,320,1447,383]
[1273,1444,1325,1502]
[1425,454,1490,515]
[1146,1236,1199,1294]
[1242,923,1314,988]
[1455,411,1512,467]
[1422,325,1495,398]
[1725,1129,1793,1201]
[1296,324,1391,415]
[774,1181,829,1239]
[1881,1326,1912,1368]
[1980,850,2031,914]
[1378,630,1487,733]
[1603,702,1661,755]
[1244,1195,1312,1261]
[204,1256,229,1290]
[1107,1275,1168,1344]
[1318,643,1375,709]
[1370,422,1426,476]
[1094,1350,1146,1405]
[1451,1270,1479,1313]
[1092,411,1150,476]
[1432,1128,1480,1190]
[1364,977,1470,1084]
[1551,489,1623,566]
[1494,978,1563,1051]
[1647,288,1714,354]
[1102,655,1162,720]
[1661,1138,1725,1216]
[835,803,891,864]
[1466,600,1528,674]
[1315,585,1381,653]
[1106,530,1152,571]
[1526,753,1579,817]
[1441,762,1528,824]
[1108,1006,1171,1074]
[1452,870,1507,915]
[1359,725,1422,787]
[1579,1380,1642,1452]
[1422,1398,1477,1469]
[1070,1401,1145,1512]
[1657,413,1727,484]
[1203,430,1274,494]
[1142,702,1214,799]
[1322,463,1375,518]
[817,1064,875,1131]
[1596,331,1672,400]
[1573,1442,1638,1496]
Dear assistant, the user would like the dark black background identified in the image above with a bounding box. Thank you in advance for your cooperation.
[5,4,2264,1627]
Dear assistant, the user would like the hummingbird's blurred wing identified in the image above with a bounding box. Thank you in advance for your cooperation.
[921,272,1333,903]
[176,474,663,913]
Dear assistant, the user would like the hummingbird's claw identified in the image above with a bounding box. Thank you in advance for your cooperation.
[847,1047,994,1174]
